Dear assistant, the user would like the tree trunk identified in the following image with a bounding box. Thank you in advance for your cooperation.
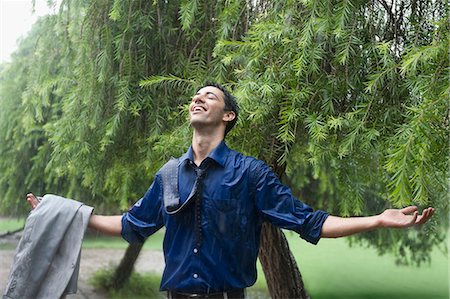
[111,242,144,289]
[259,223,310,299]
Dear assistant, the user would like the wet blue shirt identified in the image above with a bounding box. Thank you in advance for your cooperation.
[121,141,329,293]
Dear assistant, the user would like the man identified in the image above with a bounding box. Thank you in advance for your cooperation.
[27,83,435,299]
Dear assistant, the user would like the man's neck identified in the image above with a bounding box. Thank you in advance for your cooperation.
[191,131,224,166]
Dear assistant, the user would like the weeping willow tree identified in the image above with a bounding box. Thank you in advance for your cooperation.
[214,1,448,297]
[0,15,70,212]
[0,0,448,298]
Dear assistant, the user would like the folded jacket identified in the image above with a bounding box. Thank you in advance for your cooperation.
[3,194,93,299]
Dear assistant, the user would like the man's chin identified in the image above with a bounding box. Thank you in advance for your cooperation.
[189,119,203,129]
[189,115,207,124]
[189,119,218,131]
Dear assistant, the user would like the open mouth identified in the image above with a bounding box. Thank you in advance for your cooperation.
[192,105,206,112]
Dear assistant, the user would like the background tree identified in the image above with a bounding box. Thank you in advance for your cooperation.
[0,15,70,212]
[212,0,448,268]
[220,1,446,296]
[0,0,447,298]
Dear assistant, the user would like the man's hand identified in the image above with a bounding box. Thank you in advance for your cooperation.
[27,193,40,210]
[378,206,435,228]
[321,206,436,238]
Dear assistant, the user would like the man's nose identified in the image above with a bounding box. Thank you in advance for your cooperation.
[192,95,205,103]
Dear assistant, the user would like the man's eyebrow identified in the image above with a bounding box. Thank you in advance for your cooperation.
[206,91,219,98]
[195,91,219,99]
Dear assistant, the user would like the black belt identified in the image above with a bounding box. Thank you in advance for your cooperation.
[167,289,245,299]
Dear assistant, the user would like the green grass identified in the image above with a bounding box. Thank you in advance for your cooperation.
[285,231,448,299]
[0,217,25,233]
[250,231,448,299]
[90,268,165,299]
[0,217,25,249]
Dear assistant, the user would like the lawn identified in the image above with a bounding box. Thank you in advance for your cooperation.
[286,232,448,299]
[0,217,24,232]
[1,218,448,299]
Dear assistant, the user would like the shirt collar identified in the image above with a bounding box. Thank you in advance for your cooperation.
[178,140,230,167]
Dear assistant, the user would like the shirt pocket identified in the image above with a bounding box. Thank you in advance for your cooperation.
[205,197,244,238]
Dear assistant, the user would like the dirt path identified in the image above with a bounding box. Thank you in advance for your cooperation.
[1,243,165,299]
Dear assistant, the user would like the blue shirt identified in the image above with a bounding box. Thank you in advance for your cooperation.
[121,141,329,293]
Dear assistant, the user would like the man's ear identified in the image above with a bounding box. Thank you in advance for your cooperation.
[223,111,236,122]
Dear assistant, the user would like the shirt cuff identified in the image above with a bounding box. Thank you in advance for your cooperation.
[301,211,329,245]
[121,213,145,244]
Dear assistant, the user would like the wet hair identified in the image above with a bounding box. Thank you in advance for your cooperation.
[198,82,239,136]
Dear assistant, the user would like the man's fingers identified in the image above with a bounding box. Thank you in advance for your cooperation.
[416,208,435,225]
[27,198,36,209]
[26,197,37,209]
[415,210,427,225]
[409,211,419,226]
[416,208,434,224]
[26,193,39,209]
[400,206,418,215]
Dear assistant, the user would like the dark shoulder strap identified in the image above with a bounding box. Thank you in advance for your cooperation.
[159,157,181,214]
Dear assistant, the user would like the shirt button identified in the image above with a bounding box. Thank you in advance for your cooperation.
[193,273,199,279]
[193,248,198,254]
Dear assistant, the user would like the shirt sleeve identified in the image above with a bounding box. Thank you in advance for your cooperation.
[121,175,165,244]
[250,160,329,245]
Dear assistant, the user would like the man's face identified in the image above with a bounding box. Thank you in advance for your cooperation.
[189,86,234,131]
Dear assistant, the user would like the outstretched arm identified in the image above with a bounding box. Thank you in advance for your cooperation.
[27,193,122,236]
[88,214,122,236]
[321,206,435,238]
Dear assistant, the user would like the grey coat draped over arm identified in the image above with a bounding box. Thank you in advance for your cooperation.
[3,194,93,299]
